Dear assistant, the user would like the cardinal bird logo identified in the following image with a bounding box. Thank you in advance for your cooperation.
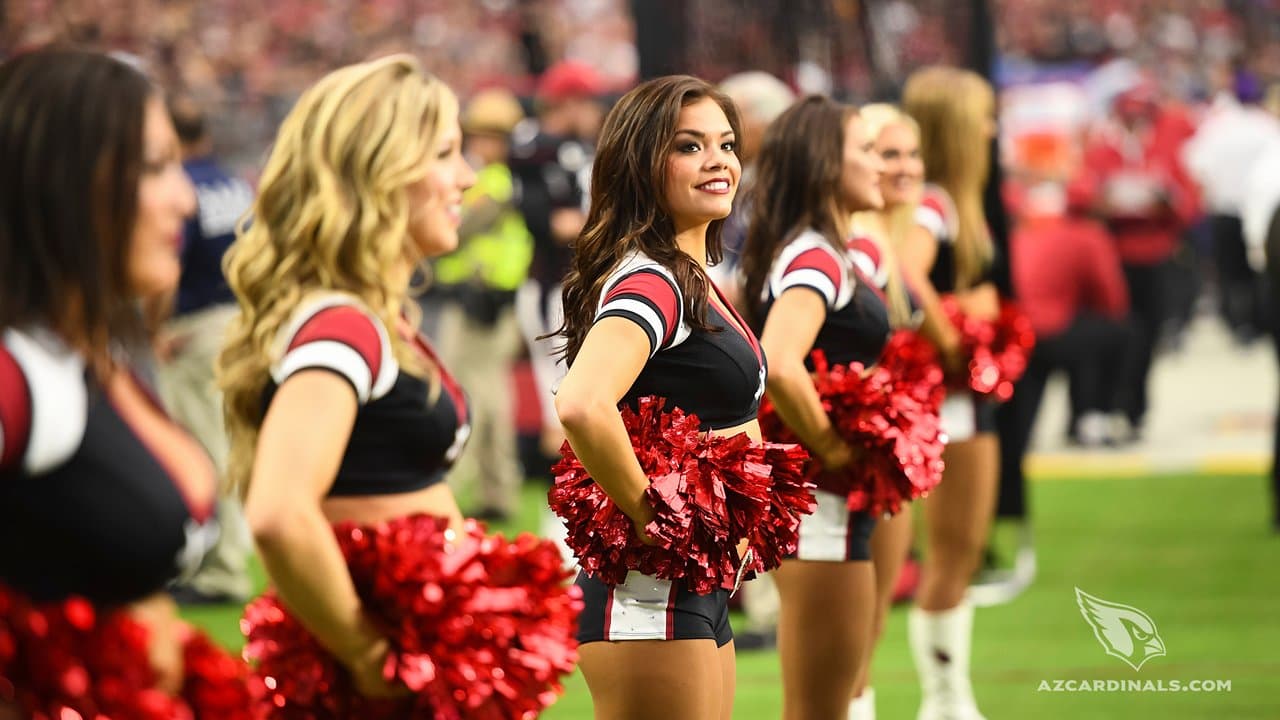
[1075,587,1167,671]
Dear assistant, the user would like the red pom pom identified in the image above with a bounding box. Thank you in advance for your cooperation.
[759,345,946,516]
[180,625,263,719]
[940,297,1036,402]
[242,516,582,719]
[548,396,814,594]
[0,583,188,719]
[879,331,947,412]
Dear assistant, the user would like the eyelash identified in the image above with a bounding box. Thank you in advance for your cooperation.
[679,141,736,153]
[436,144,455,160]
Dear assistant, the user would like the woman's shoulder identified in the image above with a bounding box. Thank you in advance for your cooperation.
[767,228,856,310]
[915,184,959,243]
[605,249,677,282]
[789,227,836,249]
[1,327,88,475]
[768,227,846,271]
[596,250,690,354]
[599,249,684,305]
[271,292,399,403]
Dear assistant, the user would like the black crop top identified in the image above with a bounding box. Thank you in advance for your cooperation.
[0,328,217,605]
[759,230,891,368]
[593,252,766,430]
[262,295,470,497]
[915,184,996,294]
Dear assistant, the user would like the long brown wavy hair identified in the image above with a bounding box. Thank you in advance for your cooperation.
[557,75,742,365]
[0,49,154,373]
[740,95,857,327]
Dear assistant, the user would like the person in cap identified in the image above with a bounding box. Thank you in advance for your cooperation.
[510,60,608,553]
[434,87,533,521]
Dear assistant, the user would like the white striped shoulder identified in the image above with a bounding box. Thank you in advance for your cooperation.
[767,230,856,310]
[847,235,891,289]
[595,251,692,354]
[1,328,88,475]
[270,293,399,403]
[915,184,959,244]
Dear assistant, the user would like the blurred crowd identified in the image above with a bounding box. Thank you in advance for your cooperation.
[8,0,1280,587]
[997,0,1280,94]
[3,0,637,172]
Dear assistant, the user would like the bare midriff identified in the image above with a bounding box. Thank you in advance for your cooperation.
[321,482,465,531]
[709,418,762,443]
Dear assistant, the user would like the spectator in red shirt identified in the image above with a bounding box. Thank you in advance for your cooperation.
[1070,79,1200,437]
[999,179,1133,505]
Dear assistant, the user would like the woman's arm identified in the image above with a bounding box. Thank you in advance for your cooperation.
[955,282,1000,321]
[758,289,854,469]
[899,224,964,370]
[245,370,399,697]
[554,318,656,539]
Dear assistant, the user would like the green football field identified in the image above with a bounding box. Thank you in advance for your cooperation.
[184,472,1280,719]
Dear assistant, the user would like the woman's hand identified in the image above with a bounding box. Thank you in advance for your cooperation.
[818,442,857,472]
[954,283,999,322]
[342,636,406,699]
[938,334,967,375]
[630,501,658,546]
[129,593,185,695]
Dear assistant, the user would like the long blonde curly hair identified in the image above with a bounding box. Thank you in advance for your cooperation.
[902,66,995,291]
[216,54,457,497]
[851,103,918,329]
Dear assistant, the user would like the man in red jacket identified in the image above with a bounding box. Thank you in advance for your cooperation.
[1069,80,1201,438]
[998,179,1133,518]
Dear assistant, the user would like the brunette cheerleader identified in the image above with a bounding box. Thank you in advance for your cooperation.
[741,95,906,720]
[552,75,801,720]
[0,48,250,717]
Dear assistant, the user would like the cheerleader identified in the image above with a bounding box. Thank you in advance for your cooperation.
[899,66,1001,720]
[847,103,933,720]
[740,95,895,719]
[553,75,765,720]
[0,49,233,714]
[219,55,577,716]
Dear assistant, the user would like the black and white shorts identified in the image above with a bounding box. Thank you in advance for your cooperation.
[940,391,998,442]
[790,489,877,562]
[575,570,733,647]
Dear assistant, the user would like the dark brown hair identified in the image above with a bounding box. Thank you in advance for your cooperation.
[0,48,153,365]
[557,74,742,364]
[740,94,856,328]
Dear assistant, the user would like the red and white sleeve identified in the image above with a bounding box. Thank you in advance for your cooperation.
[272,302,397,403]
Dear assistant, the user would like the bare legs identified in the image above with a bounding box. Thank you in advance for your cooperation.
[774,559,876,719]
[910,433,998,720]
[578,638,735,720]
